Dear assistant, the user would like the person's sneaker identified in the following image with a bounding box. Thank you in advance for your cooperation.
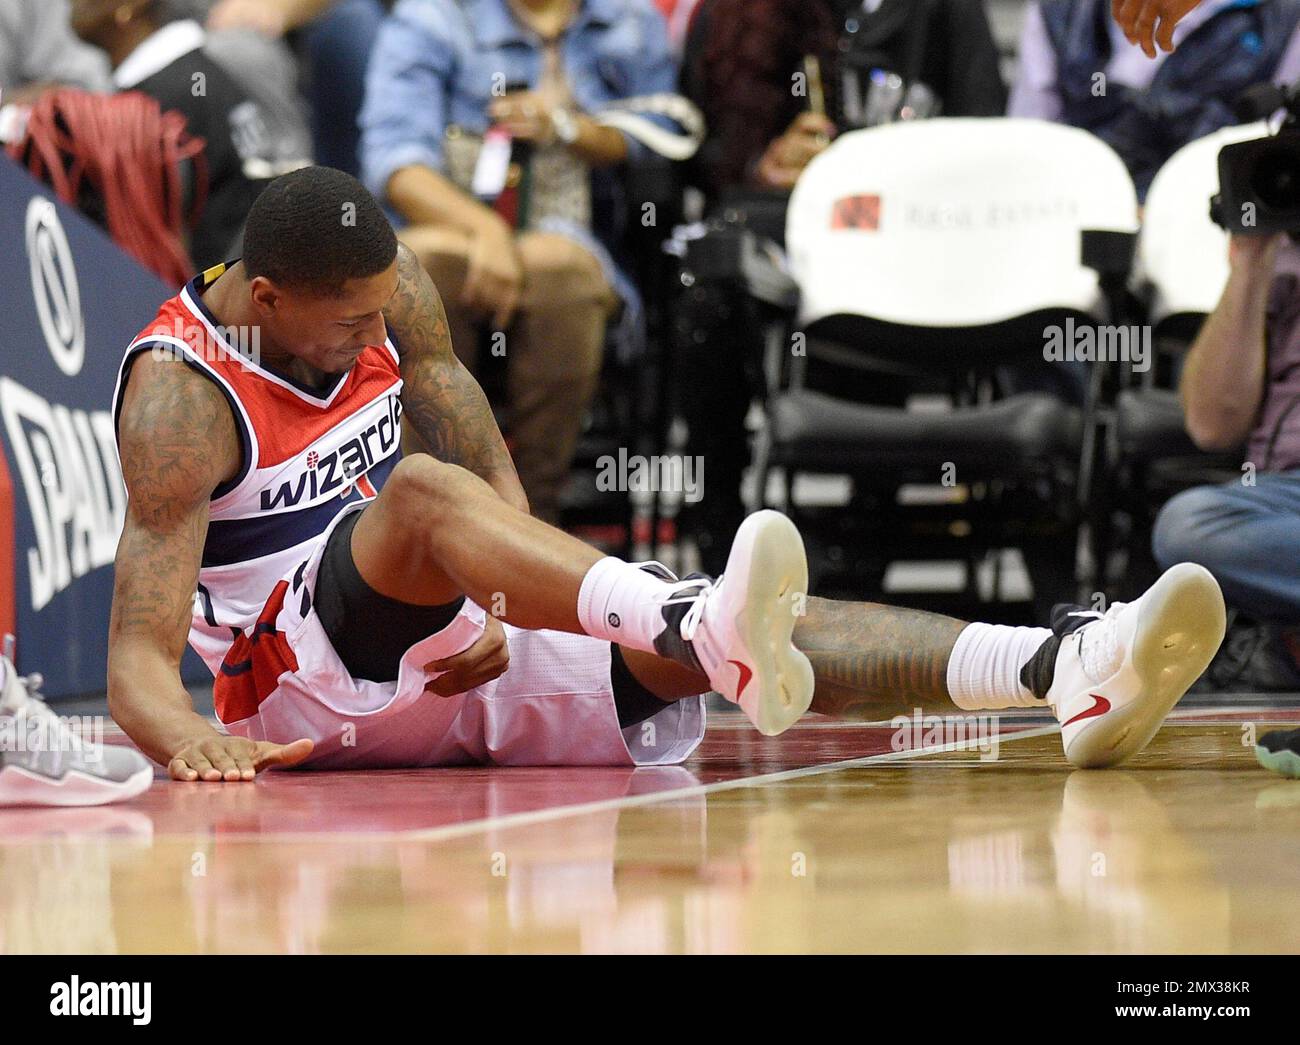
[1255,728,1300,779]
[0,639,153,807]
[1030,564,1226,768]
[652,510,814,736]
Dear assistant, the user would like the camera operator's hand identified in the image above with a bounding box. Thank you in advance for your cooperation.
[1112,0,1204,58]
[1229,232,1286,271]
[1180,230,1281,451]
[756,112,837,191]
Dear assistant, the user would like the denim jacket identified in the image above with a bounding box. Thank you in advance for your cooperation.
[359,0,676,202]
[1039,0,1300,198]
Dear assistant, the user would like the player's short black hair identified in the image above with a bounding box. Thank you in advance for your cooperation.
[241,166,398,296]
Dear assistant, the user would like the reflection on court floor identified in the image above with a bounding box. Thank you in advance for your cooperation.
[1,707,1297,953]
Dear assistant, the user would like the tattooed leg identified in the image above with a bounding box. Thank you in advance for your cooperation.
[614,596,969,718]
[796,597,967,718]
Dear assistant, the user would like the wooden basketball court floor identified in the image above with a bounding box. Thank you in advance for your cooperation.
[2,700,1298,954]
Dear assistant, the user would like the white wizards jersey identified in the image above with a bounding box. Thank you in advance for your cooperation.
[113,264,404,674]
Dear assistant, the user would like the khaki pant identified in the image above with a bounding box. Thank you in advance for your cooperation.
[401,226,617,524]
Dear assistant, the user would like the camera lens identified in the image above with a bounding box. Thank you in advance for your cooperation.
[1250,147,1300,211]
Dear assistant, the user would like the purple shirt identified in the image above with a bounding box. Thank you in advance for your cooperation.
[1008,0,1300,120]
[1251,241,1300,472]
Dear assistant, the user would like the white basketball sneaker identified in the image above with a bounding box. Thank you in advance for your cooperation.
[653,510,815,736]
[1036,564,1226,768]
[0,637,154,807]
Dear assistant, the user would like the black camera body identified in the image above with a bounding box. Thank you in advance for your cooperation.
[1211,81,1300,235]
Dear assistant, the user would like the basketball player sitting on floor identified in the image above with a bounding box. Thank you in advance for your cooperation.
[98,166,1225,790]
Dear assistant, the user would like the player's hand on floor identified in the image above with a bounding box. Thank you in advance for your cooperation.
[1112,0,1203,57]
[424,615,510,697]
[169,736,314,782]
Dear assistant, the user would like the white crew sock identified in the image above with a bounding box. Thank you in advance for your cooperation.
[946,622,1053,710]
[576,556,679,653]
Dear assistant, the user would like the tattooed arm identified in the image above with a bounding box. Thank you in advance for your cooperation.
[109,354,231,765]
[108,353,312,779]
[385,243,529,513]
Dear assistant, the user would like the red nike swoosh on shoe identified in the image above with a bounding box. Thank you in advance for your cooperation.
[1062,693,1112,728]
[728,660,753,698]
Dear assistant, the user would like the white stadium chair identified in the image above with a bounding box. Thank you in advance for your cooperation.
[753,117,1139,608]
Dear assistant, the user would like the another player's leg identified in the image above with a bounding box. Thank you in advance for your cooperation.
[0,637,153,806]
[347,454,815,734]
[618,563,1227,768]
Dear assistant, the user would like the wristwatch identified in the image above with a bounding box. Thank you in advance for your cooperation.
[551,107,580,146]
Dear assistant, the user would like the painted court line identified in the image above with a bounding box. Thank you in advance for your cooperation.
[400,722,1063,844]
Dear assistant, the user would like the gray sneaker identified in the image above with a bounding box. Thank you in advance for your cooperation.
[0,639,153,807]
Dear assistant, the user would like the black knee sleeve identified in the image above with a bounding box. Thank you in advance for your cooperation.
[315,510,466,683]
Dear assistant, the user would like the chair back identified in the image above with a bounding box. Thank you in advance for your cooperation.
[786,118,1139,348]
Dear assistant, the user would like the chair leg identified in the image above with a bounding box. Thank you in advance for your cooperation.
[750,425,773,512]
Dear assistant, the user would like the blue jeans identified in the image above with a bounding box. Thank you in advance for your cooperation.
[1152,470,1300,624]
[303,0,385,176]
